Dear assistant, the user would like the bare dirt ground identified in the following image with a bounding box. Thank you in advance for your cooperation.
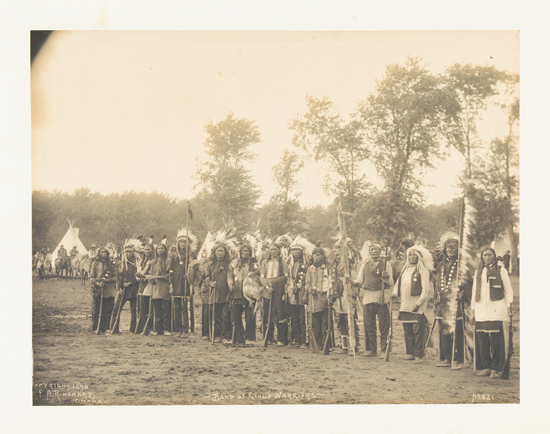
[32,276,519,406]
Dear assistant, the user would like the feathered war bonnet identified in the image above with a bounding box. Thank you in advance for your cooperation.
[121,238,142,271]
[288,235,315,265]
[405,244,435,274]
[210,227,239,261]
[437,231,459,258]
[176,227,199,253]
[123,238,143,254]
[275,233,293,247]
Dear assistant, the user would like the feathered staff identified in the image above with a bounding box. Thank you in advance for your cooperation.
[335,198,359,356]
[458,196,477,364]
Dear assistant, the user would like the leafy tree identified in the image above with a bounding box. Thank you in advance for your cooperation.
[355,57,456,240]
[260,149,305,236]
[289,95,369,213]
[301,204,335,247]
[416,198,462,248]
[442,64,510,178]
[194,113,262,233]
[466,92,519,267]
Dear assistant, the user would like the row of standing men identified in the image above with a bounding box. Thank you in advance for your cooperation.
[89,230,513,377]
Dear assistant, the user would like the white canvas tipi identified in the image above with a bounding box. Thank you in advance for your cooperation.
[52,219,88,261]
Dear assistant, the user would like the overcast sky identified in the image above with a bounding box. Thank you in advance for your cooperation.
[31,31,519,207]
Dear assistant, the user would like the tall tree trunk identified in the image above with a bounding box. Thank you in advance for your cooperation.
[507,221,518,275]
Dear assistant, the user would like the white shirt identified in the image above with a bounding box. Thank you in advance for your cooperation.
[392,266,430,314]
[472,266,513,322]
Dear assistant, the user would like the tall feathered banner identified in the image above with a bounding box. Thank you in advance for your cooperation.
[460,196,477,364]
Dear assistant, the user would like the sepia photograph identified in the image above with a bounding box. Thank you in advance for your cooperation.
[31,30,520,406]
[2,1,549,433]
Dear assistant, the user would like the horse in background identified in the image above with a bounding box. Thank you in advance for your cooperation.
[44,253,52,277]
[70,254,81,279]
[80,255,91,285]
[55,256,72,280]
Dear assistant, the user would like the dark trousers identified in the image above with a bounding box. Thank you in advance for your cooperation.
[202,303,211,337]
[230,302,246,344]
[363,303,389,354]
[289,304,306,345]
[92,296,114,333]
[135,295,152,334]
[172,297,190,333]
[475,323,505,371]
[213,302,230,339]
[153,298,171,335]
[403,315,427,358]
[110,292,137,333]
[262,298,289,344]
[244,300,256,341]
[438,318,464,363]
[312,309,329,350]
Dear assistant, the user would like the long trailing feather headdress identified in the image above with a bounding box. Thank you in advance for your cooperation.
[176,227,199,253]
